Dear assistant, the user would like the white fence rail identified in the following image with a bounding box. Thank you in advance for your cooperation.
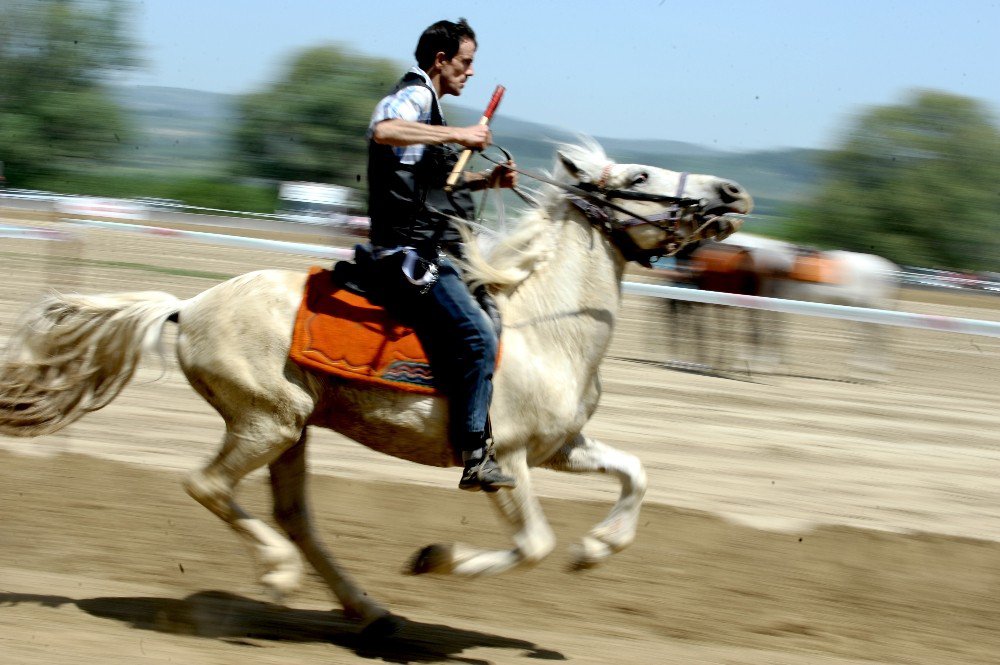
[622,281,1000,338]
[3,216,998,339]
[0,224,76,241]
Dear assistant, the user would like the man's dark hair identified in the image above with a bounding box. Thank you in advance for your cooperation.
[414,18,476,71]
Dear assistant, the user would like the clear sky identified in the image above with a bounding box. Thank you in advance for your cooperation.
[124,0,1000,152]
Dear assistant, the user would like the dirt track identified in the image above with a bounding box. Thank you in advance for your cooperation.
[2,212,1000,664]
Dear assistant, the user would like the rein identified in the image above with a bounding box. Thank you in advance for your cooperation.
[478,148,711,261]
[479,148,703,223]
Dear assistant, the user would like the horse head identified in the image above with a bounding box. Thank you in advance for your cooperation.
[555,144,753,266]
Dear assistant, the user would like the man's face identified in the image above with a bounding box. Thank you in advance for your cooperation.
[437,38,476,97]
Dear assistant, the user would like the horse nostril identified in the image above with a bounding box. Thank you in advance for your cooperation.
[719,182,743,204]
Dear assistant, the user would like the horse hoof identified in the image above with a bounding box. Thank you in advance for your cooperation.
[406,543,452,575]
[568,538,611,571]
[261,565,302,601]
[358,613,405,641]
[568,556,599,572]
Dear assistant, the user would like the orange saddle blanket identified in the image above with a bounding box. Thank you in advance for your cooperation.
[290,267,439,395]
[788,253,844,284]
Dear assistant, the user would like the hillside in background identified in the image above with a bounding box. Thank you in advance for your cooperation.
[449,104,823,221]
[112,85,822,225]
[110,86,239,172]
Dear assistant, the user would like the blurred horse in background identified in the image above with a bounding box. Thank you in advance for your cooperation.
[666,234,899,380]
[665,244,761,373]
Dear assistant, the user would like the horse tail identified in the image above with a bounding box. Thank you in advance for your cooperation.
[0,290,182,437]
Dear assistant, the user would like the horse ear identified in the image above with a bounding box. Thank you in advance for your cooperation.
[557,151,590,183]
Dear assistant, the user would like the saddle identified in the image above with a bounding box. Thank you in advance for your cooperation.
[788,250,844,284]
[290,266,439,394]
[691,244,751,274]
[290,254,502,395]
[689,245,759,295]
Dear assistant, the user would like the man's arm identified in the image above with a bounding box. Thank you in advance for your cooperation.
[372,119,491,150]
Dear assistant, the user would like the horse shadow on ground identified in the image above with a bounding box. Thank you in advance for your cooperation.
[0,590,566,664]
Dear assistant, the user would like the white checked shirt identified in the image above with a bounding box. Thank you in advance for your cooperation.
[368,67,446,165]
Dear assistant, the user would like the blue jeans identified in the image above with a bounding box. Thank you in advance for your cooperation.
[383,257,498,451]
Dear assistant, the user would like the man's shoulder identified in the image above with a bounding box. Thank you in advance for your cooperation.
[373,84,434,125]
[389,70,435,103]
[388,82,434,105]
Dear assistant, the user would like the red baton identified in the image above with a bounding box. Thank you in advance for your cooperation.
[445,85,506,191]
[482,85,506,120]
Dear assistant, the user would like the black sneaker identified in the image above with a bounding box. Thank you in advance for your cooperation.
[458,456,517,492]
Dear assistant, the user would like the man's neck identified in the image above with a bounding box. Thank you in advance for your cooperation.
[428,73,445,98]
[411,65,445,99]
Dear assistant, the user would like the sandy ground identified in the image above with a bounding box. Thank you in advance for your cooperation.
[1,209,999,664]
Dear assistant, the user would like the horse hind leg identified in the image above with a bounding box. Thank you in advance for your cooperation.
[269,433,396,632]
[542,433,647,569]
[409,449,556,577]
[183,422,305,601]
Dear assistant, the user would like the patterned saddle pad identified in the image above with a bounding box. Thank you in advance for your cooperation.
[290,267,439,394]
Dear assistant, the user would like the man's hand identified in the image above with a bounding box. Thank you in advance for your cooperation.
[465,160,518,191]
[487,160,518,189]
[452,124,492,150]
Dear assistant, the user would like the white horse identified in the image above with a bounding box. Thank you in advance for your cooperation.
[0,142,752,634]
[720,233,900,377]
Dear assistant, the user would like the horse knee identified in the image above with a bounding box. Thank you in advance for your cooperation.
[183,470,232,518]
[620,455,647,497]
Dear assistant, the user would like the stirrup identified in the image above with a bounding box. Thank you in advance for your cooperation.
[459,456,516,493]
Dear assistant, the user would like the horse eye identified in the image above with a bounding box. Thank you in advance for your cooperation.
[632,172,649,186]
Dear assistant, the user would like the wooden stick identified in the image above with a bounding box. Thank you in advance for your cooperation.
[444,85,505,192]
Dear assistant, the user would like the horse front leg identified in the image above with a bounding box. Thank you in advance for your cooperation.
[542,433,647,569]
[849,321,893,382]
[409,449,556,577]
[268,434,398,634]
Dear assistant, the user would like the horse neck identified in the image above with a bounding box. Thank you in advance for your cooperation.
[503,207,626,373]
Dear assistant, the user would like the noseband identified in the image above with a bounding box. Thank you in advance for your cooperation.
[569,174,705,262]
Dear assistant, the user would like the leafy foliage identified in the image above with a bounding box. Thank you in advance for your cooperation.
[0,0,137,185]
[231,45,400,187]
[786,91,1000,272]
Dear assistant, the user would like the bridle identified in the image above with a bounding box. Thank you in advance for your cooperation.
[569,176,709,263]
[477,147,722,265]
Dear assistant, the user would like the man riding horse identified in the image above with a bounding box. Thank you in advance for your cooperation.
[366,18,518,491]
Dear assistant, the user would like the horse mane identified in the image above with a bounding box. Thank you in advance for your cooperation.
[459,138,611,291]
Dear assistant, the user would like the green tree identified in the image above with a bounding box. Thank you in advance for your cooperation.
[786,90,1000,272]
[0,0,137,186]
[231,45,399,187]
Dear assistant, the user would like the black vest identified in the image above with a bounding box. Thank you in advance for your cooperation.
[367,72,475,257]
